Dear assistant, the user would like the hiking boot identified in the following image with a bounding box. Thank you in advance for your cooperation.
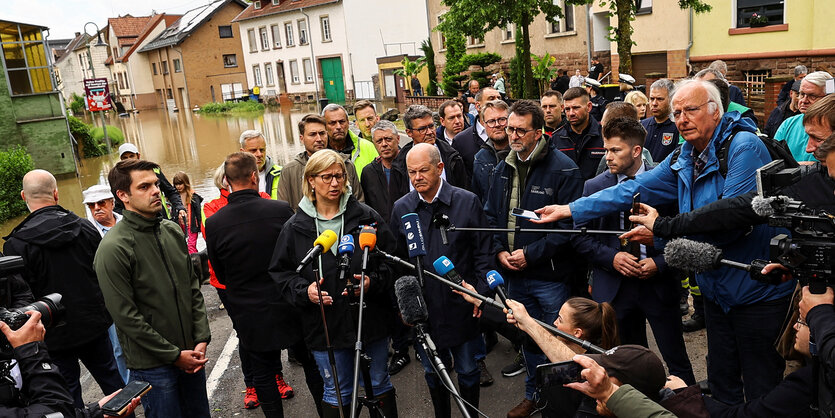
[478,359,494,386]
[507,398,538,418]
[244,386,259,409]
[501,351,525,377]
[682,314,706,332]
[276,374,294,399]
[679,296,689,316]
[388,350,411,376]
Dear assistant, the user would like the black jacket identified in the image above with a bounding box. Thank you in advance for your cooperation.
[271,197,396,350]
[702,365,813,417]
[452,124,483,177]
[390,182,493,349]
[808,304,835,416]
[550,117,606,180]
[205,190,299,352]
[765,100,800,139]
[361,158,395,222]
[186,193,203,234]
[389,140,469,202]
[3,206,112,350]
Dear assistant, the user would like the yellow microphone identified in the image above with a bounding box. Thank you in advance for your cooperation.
[297,230,338,273]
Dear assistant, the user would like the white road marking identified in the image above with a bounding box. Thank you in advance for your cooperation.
[206,332,239,398]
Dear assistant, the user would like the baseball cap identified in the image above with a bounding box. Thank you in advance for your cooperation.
[619,74,636,85]
[791,79,802,92]
[584,78,602,88]
[585,345,666,401]
[83,184,114,204]
[118,143,139,157]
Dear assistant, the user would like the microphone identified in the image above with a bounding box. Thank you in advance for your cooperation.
[432,213,451,245]
[358,225,377,271]
[751,195,794,218]
[664,238,783,284]
[402,213,427,286]
[296,230,338,273]
[486,270,510,309]
[394,276,428,326]
[337,235,354,284]
[432,256,463,285]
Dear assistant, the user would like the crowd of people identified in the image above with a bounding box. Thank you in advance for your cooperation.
[1,56,835,418]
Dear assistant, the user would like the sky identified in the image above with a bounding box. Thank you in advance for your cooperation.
[4,0,225,40]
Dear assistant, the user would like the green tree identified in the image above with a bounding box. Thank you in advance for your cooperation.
[420,38,439,96]
[508,26,525,98]
[393,56,427,79]
[0,145,34,222]
[440,29,467,96]
[461,52,502,89]
[532,53,559,95]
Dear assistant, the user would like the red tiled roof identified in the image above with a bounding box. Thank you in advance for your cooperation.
[112,13,182,64]
[233,0,339,23]
[108,15,152,38]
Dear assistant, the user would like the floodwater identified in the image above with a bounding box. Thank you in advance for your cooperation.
[0,104,328,240]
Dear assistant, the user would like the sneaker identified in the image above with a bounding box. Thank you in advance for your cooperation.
[388,350,411,376]
[501,351,525,377]
[244,386,259,409]
[276,374,294,399]
[507,398,538,418]
[478,359,494,387]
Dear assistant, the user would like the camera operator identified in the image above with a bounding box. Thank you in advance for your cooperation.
[799,286,835,415]
[0,311,140,418]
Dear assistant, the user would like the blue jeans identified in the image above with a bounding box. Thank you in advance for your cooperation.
[415,333,482,389]
[506,278,569,400]
[312,338,393,406]
[129,365,211,418]
[108,325,129,384]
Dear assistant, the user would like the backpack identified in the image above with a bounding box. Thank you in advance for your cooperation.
[668,126,799,177]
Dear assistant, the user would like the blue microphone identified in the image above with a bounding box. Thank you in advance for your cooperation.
[401,213,427,286]
[338,235,354,284]
[486,270,510,309]
[433,256,463,285]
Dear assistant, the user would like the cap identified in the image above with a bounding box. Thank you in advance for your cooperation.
[585,345,666,401]
[792,79,802,92]
[584,78,602,88]
[118,143,139,157]
[82,184,114,204]
[492,73,499,78]
[619,74,636,85]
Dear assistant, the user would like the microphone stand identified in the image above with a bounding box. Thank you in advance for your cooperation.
[414,323,471,418]
[447,225,624,235]
[313,267,345,418]
[377,250,604,354]
[349,244,384,418]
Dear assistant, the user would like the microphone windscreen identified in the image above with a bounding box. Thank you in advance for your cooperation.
[432,256,455,276]
[664,238,723,272]
[486,270,505,290]
[338,235,355,255]
[314,230,338,252]
[751,195,776,217]
[359,225,377,250]
[401,213,427,258]
[394,275,428,326]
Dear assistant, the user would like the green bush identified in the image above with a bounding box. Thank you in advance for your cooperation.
[69,93,85,116]
[197,101,264,114]
[0,145,34,223]
[69,116,109,158]
[90,125,125,147]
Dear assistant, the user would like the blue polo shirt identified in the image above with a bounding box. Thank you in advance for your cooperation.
[774,114,815,162]
[641,116,679,162]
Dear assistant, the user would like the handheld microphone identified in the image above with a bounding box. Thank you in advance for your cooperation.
[486,270,510,309]
[664,238,783,284]
[359,225,377,271]
[296,230,338,273]
[394,276,428,326]
[402,213,427,286]
[751,195,794,218]
[432,213,451,245]
[337,235,355,284]
[432,256,463,285]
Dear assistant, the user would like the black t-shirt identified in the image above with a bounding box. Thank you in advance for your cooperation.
[589,63,604,80]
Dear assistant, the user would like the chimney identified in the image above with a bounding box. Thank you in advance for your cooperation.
[75,32,81,37]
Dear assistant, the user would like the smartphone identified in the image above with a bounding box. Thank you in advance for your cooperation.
[101,380,152,416]
[535,360,584,388]
[631,192,641,217]
[511,208,540,220]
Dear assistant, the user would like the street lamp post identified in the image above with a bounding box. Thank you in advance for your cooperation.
[84,21,112,154]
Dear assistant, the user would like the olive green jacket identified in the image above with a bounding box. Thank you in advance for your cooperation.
[94,210,210,370]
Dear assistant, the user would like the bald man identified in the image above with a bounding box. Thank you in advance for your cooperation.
[4,170,125,409]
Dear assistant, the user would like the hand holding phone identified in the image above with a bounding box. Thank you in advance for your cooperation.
[512,208,540,220]
[101,381,151,416]
[536,360,585,388]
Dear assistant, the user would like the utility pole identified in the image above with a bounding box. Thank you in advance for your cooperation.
[84,22,112,154]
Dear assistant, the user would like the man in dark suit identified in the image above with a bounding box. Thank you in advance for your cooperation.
[205,152,324,417]
[453,87,501,177]
[572,117,695,385]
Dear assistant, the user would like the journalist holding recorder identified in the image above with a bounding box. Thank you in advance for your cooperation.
[271,149,398,417]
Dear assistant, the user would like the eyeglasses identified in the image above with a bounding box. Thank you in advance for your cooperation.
[409,124,434,134]
[316,172,346,183]
[485,117,508,128]
[673,101,711,121]
[86,200,111,208]
[796,317,808,328]
[798,91,825,101]
[505,126,537,137]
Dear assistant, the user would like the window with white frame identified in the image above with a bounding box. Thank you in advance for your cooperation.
[290,60,300,84]
[264,62,274,86]
[247,29,257,52]
[271,25,281,48]
[320,16,331,42]
[467,36,483,47]
[259,27,269,50]
[736,0,784,27]
[503,23,514,41]
[173,58,182,73]
[437,15,446,49]
[298,19,308,45]
[548,0,575,34]
[223,54,237,68]
[253,64,262,86]
[636,0,652,14]
[303,58,313,83]
[285,23,294,46]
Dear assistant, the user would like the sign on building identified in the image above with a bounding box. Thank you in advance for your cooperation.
[83,78,112,111]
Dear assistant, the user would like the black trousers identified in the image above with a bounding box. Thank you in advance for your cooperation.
[50,330,125,409]
[247,340,324,418]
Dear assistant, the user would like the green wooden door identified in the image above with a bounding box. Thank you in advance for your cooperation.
[321,57,345,103]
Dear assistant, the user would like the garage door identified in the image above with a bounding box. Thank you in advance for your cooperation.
[631,53,667,87]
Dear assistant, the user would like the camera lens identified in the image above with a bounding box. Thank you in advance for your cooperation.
[18,293,64,328]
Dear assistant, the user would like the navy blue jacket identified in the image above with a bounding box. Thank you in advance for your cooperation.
[391,182,493,349]
[729,84,746,106]
[472,142,510,204]
[484,140,584,283]
[550,117,605,180]
[641,116,679,162]
[452,123,483,178]
[572,169,675,304]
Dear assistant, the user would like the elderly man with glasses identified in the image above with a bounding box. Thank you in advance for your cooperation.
[774,71,834,162]
[535,79,796,405]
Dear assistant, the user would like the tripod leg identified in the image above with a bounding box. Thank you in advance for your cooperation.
[321,401,352,418]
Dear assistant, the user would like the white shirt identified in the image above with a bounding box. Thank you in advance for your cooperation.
[418,179,445,204]
[475,121,488,142]
[443,129,455,145]
[258,167,267,193]
[90,211,123,237]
